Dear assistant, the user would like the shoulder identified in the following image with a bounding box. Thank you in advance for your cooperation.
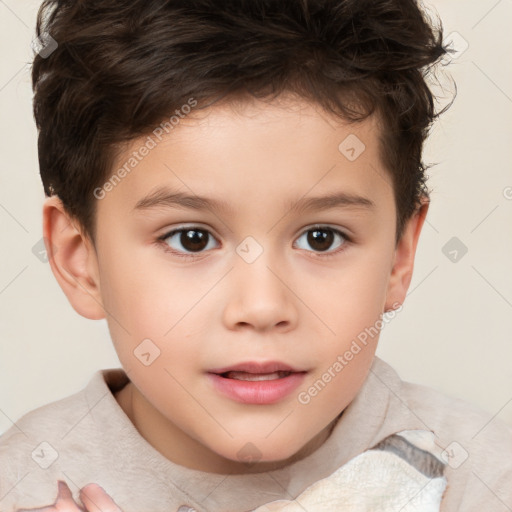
[399,376,512,462]
[0,368,116,448]
[372,356,512,454]
[404,381,512,510]
[0,369,125,511]
[372,357,512,510]
[0,388,85,509]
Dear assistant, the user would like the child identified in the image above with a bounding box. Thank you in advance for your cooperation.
[1,0,511,511]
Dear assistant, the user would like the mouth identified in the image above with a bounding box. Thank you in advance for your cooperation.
[206,361,308,404]
[217,370,295,381]
[208,360,306,376]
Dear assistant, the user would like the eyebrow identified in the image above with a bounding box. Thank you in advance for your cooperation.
[133,186,375,215]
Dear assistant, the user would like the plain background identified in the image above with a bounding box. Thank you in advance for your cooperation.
[0,0,511,438]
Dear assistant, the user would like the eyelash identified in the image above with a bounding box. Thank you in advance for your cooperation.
[156,225,352,261]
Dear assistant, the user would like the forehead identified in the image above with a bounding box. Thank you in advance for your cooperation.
[100,94,393,220]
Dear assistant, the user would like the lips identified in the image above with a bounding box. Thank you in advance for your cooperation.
[223,370,291,381]
[206,361,308,404]
[208,361,305,376]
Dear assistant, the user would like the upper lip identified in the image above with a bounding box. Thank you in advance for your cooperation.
[208,361,306,374]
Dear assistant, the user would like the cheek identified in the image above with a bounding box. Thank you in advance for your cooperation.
[304,252,392,390]
[100,241,187,326]
[97,248,205,368]
[314,254,392,337]
[300,285,383,418]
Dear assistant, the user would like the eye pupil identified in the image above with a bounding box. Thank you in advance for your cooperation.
[181,229,208,252]
[308,229,334,252]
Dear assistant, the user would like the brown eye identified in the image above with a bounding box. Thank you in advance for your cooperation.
[161,227,217,255]
[295,226,348,254]
[307,228,334,252]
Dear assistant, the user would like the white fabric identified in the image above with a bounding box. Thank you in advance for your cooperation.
[252,447,446,512]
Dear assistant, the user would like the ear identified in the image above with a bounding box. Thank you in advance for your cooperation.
[384,196,430,312]
[42,196,105,320]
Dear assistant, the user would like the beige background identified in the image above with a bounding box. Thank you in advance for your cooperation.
[1,0,511,439]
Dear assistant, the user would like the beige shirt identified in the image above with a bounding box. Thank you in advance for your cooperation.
[1,356,511,511]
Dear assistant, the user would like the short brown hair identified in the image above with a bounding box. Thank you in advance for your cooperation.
[31,0,454,245]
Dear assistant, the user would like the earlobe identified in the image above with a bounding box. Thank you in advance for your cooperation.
[42,196,105,320]
[384,197,430,312]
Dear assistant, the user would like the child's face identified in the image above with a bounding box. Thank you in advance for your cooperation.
[52,94,425,473]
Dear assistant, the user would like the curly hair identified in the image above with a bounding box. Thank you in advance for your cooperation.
[31,0,454,245]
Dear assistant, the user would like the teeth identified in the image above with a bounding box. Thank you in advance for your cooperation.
[224,371,291,381]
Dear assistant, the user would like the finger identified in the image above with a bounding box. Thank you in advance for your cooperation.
[16,480,71,511]
[79,484,123,512]
[55,481,85,511]
[57,481,73,500]
[15,481,84,512]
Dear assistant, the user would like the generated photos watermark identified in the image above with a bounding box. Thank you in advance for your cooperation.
[93,97,198,200]
[297,301,403,405]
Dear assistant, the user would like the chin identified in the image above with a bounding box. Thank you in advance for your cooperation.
[219,439,302,467]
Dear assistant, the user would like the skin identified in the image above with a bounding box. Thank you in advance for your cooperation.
[42,93,428,486]
[17,480,122,511]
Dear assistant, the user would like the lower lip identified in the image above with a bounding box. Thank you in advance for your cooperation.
[206,372,307,405]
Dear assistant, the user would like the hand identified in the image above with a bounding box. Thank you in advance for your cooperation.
[17,480,123,512]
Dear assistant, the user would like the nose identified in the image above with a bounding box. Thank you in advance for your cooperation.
[222,247,299,333]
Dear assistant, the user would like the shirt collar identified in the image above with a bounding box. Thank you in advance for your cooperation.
[85,356,427,510]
